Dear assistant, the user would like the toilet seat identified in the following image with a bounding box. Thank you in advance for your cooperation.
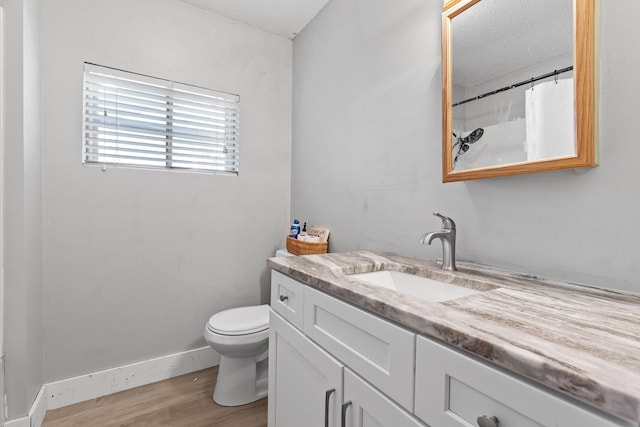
[207,304,269,336]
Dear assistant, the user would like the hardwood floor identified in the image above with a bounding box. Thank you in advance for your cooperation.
[42,367,268,427]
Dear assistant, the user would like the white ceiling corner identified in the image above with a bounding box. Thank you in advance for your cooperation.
[179,0,331,39]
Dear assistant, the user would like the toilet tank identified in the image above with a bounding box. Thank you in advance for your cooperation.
[275,249,295,257]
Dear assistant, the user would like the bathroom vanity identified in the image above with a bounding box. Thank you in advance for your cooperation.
[266,252,640,427]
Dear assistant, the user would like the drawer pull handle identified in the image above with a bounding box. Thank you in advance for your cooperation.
[279,295,289,302]
[477,415,499,427]
[324,388,335,427]
[341,401,352,427]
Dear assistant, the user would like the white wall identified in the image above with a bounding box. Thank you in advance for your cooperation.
[0,0,43,419]
[41,0,292,382]
[1,6,5,424]
[292,0,640,292]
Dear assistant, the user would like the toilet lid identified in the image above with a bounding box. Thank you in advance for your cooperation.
[207,304,270,336]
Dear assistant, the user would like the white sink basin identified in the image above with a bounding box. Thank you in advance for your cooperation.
[349,270,480,302]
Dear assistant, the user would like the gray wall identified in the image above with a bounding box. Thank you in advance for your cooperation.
[41,0,292,382]
[292,0,640,292]
[1,0,44,419]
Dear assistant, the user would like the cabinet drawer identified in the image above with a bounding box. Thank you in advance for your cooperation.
[271,271,304,330]
[415,336,630,427]
[304,286,416,412]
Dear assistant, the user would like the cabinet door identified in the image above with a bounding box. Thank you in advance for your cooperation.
[343,369,427,427]
[268,311,344,427]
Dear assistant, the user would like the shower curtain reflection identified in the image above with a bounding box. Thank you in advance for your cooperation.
[525,78,576,161]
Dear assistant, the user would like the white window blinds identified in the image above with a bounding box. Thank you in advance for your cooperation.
[83,63,240,174]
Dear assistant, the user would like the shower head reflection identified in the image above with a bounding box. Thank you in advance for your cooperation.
[453,128,484,168]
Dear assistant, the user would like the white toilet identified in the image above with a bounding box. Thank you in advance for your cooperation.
[203,249,294,406]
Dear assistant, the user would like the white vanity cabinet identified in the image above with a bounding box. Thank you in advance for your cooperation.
[269,271,426,427]
[269,270,635,427]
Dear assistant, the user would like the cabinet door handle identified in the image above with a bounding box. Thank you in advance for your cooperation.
[477,415,499,427]
[279,295,289,302]
[341,401,352,427]
[324,388,335,427]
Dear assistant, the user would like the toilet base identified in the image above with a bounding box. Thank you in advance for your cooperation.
[213,353,268,406]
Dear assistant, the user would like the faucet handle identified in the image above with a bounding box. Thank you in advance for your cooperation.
[433,212,456,230]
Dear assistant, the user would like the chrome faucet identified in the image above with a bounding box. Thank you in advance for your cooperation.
[419,212,457,271]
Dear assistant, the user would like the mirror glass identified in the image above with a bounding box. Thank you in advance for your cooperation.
[442,0,597,182]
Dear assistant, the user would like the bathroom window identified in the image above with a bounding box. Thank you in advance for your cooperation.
[83,63,240,174]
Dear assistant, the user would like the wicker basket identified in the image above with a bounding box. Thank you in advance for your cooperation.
[286,236,328,255]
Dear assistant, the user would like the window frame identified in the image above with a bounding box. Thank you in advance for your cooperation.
[82,63,240,175]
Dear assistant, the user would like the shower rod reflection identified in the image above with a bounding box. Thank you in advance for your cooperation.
[452,66,573,107]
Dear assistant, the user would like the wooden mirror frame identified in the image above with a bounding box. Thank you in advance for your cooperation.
[442,0,598,182]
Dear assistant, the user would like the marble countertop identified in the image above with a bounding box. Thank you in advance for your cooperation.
[267,251,640,424]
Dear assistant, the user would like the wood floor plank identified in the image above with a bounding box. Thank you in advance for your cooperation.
[42,367,267,427]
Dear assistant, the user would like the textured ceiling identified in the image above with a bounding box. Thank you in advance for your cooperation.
[179,0,331,39]
[179,0,572,82]
[452,0,573,88]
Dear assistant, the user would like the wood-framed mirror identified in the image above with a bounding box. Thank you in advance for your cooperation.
[442,0,598,182]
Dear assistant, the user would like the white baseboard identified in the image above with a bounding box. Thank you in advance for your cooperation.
[4,417,29,427]
[4,346,219,423]
[46,346,219,410]
[28,385,47,427]
[5,384,46,427]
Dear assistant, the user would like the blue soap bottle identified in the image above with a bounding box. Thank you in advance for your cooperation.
[289,219,301,238]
